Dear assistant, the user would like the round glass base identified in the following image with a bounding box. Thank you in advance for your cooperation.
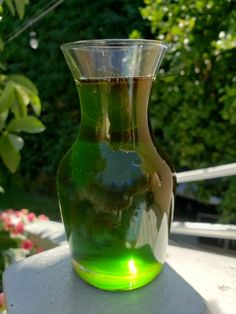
[72,258,163,291]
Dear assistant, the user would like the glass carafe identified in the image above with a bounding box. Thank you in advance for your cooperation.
[57,39,175,291]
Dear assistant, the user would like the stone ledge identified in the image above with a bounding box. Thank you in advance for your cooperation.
[3,245,208,314]
[4,221,236,314]
[3,244,236,314]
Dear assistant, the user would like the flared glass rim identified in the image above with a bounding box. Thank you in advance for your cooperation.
[61,39,168,50]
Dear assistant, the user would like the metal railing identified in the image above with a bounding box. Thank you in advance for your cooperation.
[172,162,236,242]
[176,162,236,183]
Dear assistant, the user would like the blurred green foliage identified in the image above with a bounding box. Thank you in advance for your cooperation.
[132,0,236,222]
[0,74,45,173]
[0,0,45,190]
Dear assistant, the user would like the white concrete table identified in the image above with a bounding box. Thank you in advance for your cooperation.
[3,244,236,314]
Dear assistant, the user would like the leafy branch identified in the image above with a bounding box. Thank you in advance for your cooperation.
[0,0,45,182]
[4,0,29,20]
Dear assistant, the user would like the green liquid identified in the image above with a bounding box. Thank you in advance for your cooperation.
[57,77,174,290]
[73,252,163,291]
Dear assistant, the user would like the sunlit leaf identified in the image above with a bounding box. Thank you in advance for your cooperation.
[0,110,8,130]
[13,91,28,117]
[0,134,20,173]
[8,133,24,151]
[14,0,25,19]
[15,84,31,107]
[7,75,38,94]
[188,17,196,31]
[7,116,46,134]
[195,0,205,11]
[11,102,23,119]
[0,82,15,113]
[129,30,142,39]
[170,25,183,36]
[5,0,15,16]
[30,94,41,116]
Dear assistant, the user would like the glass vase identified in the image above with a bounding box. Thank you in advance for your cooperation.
[57,39,175,291]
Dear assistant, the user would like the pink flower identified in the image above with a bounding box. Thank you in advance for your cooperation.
[21,208,29,214]
[0,212,10,223]
[3,222,12,231]
[15,211,22,217]
[38,214,49,221]
[6,209,14,215]
[0,292,6,312]
[21,239,33,250]
[12,222,24,234]
[2,216,14,231]
[36,247,43,253]
[2,215,11,224]
[27,212,36,222]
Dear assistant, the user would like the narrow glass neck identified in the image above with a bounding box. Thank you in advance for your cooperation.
[76,77,153,146]
[61,40,167,147]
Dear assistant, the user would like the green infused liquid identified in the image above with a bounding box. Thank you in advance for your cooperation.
[58,77,172,291]
[73,249,163,291]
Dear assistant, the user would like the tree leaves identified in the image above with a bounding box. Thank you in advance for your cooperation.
[0,82,15,113]
[0,1,45,176]
[0,130,23,175]
[5,0,15,16]
[0,75,43,119]
[30,94,41,116]
[7,116,46,134]
[0,74,44,173]
[7,75,38,95]
[0,111,8,130]
[140,0,236,222]
[8,134,24,151]
[0,133,21,173]
[140,0,236,167]
[4,0,28,19]
[1,73,41,108]
[14,0,25,19]
[220,87,236,125]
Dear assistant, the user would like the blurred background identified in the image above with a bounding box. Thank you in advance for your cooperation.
[0,0,235,226]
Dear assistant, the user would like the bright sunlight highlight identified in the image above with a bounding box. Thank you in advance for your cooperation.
[128,258,137,275]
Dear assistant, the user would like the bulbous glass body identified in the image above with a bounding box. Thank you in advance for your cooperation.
[57,40,175,291]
